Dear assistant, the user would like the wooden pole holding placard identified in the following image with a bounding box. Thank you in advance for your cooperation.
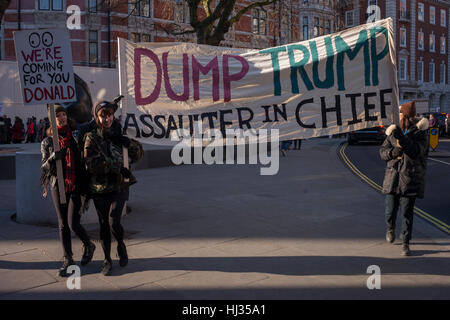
[118,38,128,216]
[48,103,66,204]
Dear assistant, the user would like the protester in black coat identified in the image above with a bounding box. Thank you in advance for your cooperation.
[379,101,429,256]
[41,104,96,277]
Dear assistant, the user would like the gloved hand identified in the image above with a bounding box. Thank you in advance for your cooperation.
[48,150,64,162]
[391,147,403,158]
[120,167,132,179]
[392,126,404,140]
[110,135,130,148]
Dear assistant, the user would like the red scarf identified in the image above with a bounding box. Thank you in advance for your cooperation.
[57,125,76,193]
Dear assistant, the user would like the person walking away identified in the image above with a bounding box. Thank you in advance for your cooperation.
[84,99,143,276]
[40,104,96,277]
[380,101,429,256]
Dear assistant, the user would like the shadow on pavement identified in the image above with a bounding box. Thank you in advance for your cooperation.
[1,255,449,277]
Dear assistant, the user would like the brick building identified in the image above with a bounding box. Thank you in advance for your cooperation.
[0,1,343,65]
[2,1,446,111]
[343,0,449,112]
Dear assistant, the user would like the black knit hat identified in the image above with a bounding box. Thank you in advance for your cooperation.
[93,101,117,119]
[92,95,124,120]
[48,103,67,119]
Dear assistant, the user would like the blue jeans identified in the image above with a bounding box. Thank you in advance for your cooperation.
[385,194,416,244]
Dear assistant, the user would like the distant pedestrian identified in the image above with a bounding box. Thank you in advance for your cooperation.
[4,115,12,144]
[37,119,46,142]
[380,101,429,256]
[25,118,35,143]
[445,114,450,137]
[83,98,143,276]
[40,104,96,277]
[280,140,292,157]
[292,139,302,150]
[429,113,437,128]
[11,117,25,144]
[0,116,7,144]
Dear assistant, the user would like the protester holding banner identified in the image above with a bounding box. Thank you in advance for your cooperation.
[380,101,429,256]
[40,104,96,277]
[84,99,143,276]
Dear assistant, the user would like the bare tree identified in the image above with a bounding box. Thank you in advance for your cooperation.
[161,0,280,46]
[0,0,12,23]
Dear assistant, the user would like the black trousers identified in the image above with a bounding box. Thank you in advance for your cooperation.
[385,194,416,244]
[50,188,91,259]
[93,193,126,261]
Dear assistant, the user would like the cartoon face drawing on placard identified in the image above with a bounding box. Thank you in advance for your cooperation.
[42,32,53,47]
[29,33,40,48]
[28,32,54,48]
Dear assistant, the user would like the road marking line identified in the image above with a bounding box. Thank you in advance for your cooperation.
[429,157,450,165]
[340,142,450,235]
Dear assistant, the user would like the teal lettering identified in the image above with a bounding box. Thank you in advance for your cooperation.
[288,44,313,93]
[370,26,389,86]
[310,37,334,89]
[259,46,287,96]
[335,30,370,91]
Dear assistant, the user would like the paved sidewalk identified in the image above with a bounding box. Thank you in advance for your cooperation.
[0,138,449,299]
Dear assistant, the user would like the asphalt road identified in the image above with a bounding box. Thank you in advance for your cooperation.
[340,137,450,235]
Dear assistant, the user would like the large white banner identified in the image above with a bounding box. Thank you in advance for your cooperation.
[119,18,399,145]
[14,29,76,105]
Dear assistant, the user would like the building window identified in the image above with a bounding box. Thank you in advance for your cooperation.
[141,0,151,17]
[252,9,267,35]
[345,10,354,27]
[52,0,62,10]
[400,28,407,47]
[417,60,424,83]
[429,62,435,83]
[430,34,435,52]
[441,9,447,27]
[178,1,190,24]
[399,0,407,18]
[39,0,63,11]
[89,31,98,65]
[418,31,424,50]
[130,0,151,17]
[418,3,424,21]
[89,0,97,13]
[399,58,407,80]
[314,17,320,37]
[430,6,435,24]
[302,16,309,40]
[131,33,141,43]
[440,63,446,84]
[325,20,331,35]
[39,0,50,10]
[441,36,446,54]
[142,34,152,42]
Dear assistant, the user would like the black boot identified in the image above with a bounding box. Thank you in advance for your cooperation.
[58,257,75,277]
[80,242,96,266]
[402,243,411,256]
[117,242,128,267]
[101,259,112,276]
[386,229,395,244]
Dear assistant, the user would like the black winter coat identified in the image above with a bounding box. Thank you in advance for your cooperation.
[40,134,87,195]
[379,117,429,198]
